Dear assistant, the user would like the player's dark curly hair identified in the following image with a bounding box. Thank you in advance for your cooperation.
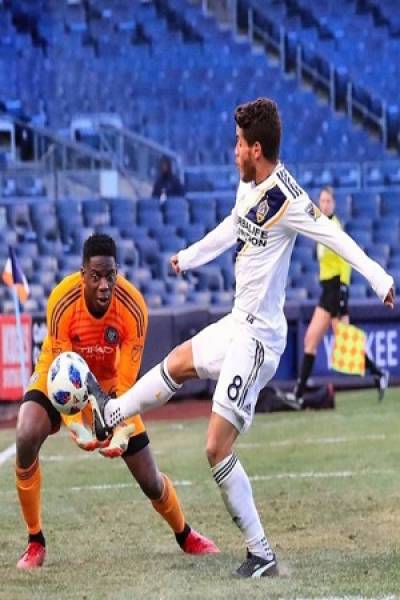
[83,233,117,264]
[235,98,281,162]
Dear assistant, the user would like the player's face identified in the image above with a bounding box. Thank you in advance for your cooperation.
[319,190,335,217]
[81,256,117,316]
[235,126,257,183]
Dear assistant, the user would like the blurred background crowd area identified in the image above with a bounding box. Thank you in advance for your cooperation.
[0,0,399,314]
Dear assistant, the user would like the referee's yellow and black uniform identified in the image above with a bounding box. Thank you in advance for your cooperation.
[317,215,351,318]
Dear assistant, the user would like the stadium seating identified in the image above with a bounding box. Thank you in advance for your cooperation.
[0,0,397,169]
[1,2,399,314]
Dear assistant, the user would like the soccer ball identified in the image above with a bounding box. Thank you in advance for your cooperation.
[47,351,90,415]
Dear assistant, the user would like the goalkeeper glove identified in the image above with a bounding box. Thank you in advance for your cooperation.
[99,422,136,459]
[68,422,104,452]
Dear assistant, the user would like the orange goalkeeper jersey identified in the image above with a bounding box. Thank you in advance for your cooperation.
[36,272,148,397]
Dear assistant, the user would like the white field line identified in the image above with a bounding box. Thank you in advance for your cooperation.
[0,442,16,465]
[38,448,164,462]
[0,467,395,496]
[69,468,395,491]
[249,469,395,482]
[70,480,193,492]
[237,434,386,449]
[296,597,398,600]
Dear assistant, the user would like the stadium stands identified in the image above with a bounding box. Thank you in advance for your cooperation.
[0,0,397,169]
[0,1,399,314]
[0,189,398,314]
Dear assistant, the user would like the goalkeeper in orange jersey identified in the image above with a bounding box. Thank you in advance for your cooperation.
[15,233,218,569]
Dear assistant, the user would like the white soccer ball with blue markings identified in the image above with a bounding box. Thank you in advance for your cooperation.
[47,352,90,415]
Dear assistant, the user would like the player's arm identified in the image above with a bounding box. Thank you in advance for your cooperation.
[283,195,394,305]
[46,286,101,449]
[172,210,237,273]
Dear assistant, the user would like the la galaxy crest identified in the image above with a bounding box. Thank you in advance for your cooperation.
[256,194,269,224]
[305,202,321,221]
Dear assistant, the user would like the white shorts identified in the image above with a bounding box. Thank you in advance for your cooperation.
[192,314,280,433]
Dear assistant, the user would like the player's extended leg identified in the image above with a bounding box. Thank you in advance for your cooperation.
[89,340,197,437]
[15,392,60,569]
[205,334,280,577]
[207,415,277,578]
[122,439,219,554]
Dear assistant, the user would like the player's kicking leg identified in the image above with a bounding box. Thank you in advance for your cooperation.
[86,341,195,440]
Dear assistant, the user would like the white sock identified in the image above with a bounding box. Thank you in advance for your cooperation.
[104,359,182,427]
[211,454,274,560]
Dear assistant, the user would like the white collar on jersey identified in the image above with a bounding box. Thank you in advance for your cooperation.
[249,161,283,189]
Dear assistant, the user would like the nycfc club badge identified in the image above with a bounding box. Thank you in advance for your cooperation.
[256,196,269,224]
[104,326,119,344]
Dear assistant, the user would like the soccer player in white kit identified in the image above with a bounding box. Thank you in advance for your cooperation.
[89,98,395,577]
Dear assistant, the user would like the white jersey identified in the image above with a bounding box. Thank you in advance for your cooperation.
[178,163,393,353]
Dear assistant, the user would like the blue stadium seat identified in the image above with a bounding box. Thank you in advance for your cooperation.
[159,235,186,253]
[118,246,138,268]
[177,224,205,244]
[188,290,212,305]
[137,210,164,228]
[148,225,176,239]
[351,192,380,218]
[135,238,160,268]
[286,287,308,301]
[216,196,234,220]
[288,260,303,278]
[366,243,390,265]
[143,279,166,296]
[162,196,187,213]
[59,255,82,272]
[349,230,373,248]
[193,265,224,291]
[145,293,163,309]
[164,210,191,227]
[165,277,191,295]
[129,267,153,289]
[292,246,314,265]
[350,283,368,299]
[373,229,399,245]
[380,192,400,216]
[190,208,216,231]
[120,225,149,241]
[162,292,187,306]
[212,290,234,306]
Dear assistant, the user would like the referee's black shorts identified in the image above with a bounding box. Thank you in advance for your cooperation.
[318,275,341,318]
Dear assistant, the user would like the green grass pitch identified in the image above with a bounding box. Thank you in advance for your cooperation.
[1,388,399,599]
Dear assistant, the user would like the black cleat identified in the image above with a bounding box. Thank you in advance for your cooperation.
[234,551,278,578]
[85,372,112,441]
[374,369,389,402]
[277,389,303,411]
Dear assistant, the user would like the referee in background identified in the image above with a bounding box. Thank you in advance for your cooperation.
[286,186,389,408]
